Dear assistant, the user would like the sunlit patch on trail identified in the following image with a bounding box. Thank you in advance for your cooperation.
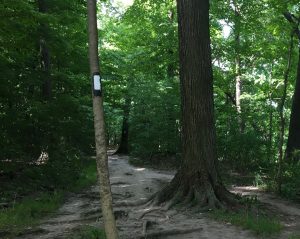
[134,168,146,172]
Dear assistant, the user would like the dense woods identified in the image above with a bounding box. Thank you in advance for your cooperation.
[0,0,300,238]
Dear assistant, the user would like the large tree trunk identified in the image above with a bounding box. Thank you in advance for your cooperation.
[87,1,119,238]
[37,0,51,99]
[286,47,300,161]
[154,0,236,209]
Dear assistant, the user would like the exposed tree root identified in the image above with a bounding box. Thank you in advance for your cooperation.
[149,170,240,211]
[142,220,149,236]
[139,207,165,219]
[139,227,203,239]
[142,220,157,236]
[115,194,156,207]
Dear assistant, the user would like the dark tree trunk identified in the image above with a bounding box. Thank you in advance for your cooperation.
[115,96,130,155]
[286,47,300,161]
[277,34,294,193]
[37,0,51,99]
[154,0,236,209]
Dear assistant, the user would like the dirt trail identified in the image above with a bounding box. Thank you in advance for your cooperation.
[18,155,300,239]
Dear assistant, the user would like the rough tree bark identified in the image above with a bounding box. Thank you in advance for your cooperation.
[37,0,51,99]
[87,1,119,238]
[286,43,300,161]
[153,0,236,209]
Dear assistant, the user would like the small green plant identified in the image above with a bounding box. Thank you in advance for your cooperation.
[69,225,106,239]
[0,191,63,235]
[210,209,283,237]
[0,159,98,236]
[281,162,300,201]
[73,161,98,191]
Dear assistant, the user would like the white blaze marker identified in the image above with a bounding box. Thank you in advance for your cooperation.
[93,73,101,96]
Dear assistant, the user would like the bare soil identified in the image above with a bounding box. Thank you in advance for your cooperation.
[17,155,300,239]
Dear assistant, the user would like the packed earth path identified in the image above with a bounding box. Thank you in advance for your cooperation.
[18,154,300,239]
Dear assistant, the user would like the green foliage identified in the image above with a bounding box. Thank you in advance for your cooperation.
[0,0,93,163]
[98,1,300,201]
[281,162,300,200]
[0,158,97,235]
[0,191,63,235]
[1,0,300,232]
[211,209,283,237]
[216,117,269,172]
[74,159,98,190]
[0,157,97,202]
[99,0,180,158]
[129,77,180,157]
[69,225,106,239]
[2,0,298,186]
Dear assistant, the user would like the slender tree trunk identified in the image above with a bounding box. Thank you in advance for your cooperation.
[115,96,130,154]
[37,0,51,99]
[268,102,274,159]
[154,0,236,209]
[286,46,300,161]
[268,64,274,160]
[277,34,294,194]
[233,1,244,133]
[87,1,119,238]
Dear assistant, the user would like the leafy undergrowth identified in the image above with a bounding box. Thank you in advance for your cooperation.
[280,162,300,203]
[69,225,106,239]
[0,159,98,236]
[0,192,63,235]
[73,160,98,191]
[210,208,283,237]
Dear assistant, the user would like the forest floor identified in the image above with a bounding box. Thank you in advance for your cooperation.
[16,154,300,239]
